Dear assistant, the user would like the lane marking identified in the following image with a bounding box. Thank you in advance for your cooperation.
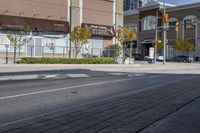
[0,78,134,100]
[66,74,90,78]
[0,75,39,81]
[43,74,59,78]
[109,73,128,76]
[128,73,146,77]
[0,76,195,127]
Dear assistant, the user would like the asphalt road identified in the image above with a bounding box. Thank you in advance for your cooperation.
[0,70,199,132]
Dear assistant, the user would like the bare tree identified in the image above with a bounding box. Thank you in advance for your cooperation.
[7,30,31,63]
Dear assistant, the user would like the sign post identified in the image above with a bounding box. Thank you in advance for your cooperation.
[5,44,9,64]
[149,47,155,64]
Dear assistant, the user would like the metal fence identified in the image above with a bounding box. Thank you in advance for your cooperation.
[0,44,121,64]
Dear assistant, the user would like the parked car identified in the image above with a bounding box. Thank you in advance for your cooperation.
[133,53,143,61]
[144,56,149,61]
[172,55,194,63]
[157,56,164,61]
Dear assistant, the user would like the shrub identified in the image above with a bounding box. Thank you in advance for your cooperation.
[17,57,117,64]
[102,44,122,59]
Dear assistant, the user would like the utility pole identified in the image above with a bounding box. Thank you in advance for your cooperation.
[69,0,72,58]
[114,0,117,45]
[163,0,167,65]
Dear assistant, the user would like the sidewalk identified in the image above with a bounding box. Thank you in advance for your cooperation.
[0,63,199,73]
[142,97,200,133]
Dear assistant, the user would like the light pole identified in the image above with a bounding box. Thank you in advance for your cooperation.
[154,11,158,64]
[163,0,167,65]
[69,0,72,58]
[114,0,117,45]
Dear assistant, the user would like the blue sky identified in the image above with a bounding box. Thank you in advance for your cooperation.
[159,0,200,5]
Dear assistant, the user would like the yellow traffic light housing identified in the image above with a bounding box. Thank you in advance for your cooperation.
[163,13,169,24]
[175,22,179,32]
[157,39,162,44]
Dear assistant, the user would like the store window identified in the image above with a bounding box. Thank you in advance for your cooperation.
[184,20,195,29]
[142,16,156,31]
[168,18,178,29]
[183,15,197,29]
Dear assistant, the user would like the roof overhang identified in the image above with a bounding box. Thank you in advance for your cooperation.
[163,2,200,12]
[0,15,70,33]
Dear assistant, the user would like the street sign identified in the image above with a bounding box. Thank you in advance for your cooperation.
[149,47,155,59]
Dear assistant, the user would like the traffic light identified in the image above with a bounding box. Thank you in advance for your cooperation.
[163,13,169,24]
[157,39,162,44]
[175,22,179,32]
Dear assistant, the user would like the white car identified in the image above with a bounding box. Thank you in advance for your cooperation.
[157,56,164,61]
[144,56,149,61]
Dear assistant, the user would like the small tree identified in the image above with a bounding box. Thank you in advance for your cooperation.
[116,26,137,45]
[116,26,137,63]
[70,26,91,58]
[104,44,122,59]
[156,38,163,54]
[174,38,194,53]
[7,29,31,64]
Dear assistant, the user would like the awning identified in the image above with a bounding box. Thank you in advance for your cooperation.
[0,15,69,33]
[82,23,115,37]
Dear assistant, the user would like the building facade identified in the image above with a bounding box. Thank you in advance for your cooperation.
[124,1,200,60]
[0,0,123,62]
[124,0,157,11]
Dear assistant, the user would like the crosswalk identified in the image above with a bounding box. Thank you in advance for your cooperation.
[0,74,91,81]
[0,73,148,81]
[109,73,146,77]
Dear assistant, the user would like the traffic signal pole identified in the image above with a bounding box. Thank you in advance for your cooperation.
[154,11,158,64]
[163,0,167,65]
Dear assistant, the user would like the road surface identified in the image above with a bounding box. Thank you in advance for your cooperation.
[0,70,200,133]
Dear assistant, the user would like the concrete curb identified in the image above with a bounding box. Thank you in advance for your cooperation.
[0,63,199,73]
[0,63,199,82]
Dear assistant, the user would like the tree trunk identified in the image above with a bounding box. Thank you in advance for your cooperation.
[122,43,126,64]
[75,46,82,58]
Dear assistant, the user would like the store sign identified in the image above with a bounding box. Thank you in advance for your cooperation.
[82,23,115,37]
[142,39,155,44]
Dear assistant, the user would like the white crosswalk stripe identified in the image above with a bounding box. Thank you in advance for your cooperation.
[0,73,91,81]
[66,74,90,78]
[43,74,59,78]
[0,75,39,81]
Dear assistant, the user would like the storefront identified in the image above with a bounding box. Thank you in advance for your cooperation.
[0,15,69,58]
[82,23,115,56]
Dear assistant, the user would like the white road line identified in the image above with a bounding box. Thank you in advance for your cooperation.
[66,74,90,78]
[43,74,59,78]
[0,75,39,81]
[128,73,146,77]
[109,73,128,76]
[0,78,134,100]
[0,76,194,127]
